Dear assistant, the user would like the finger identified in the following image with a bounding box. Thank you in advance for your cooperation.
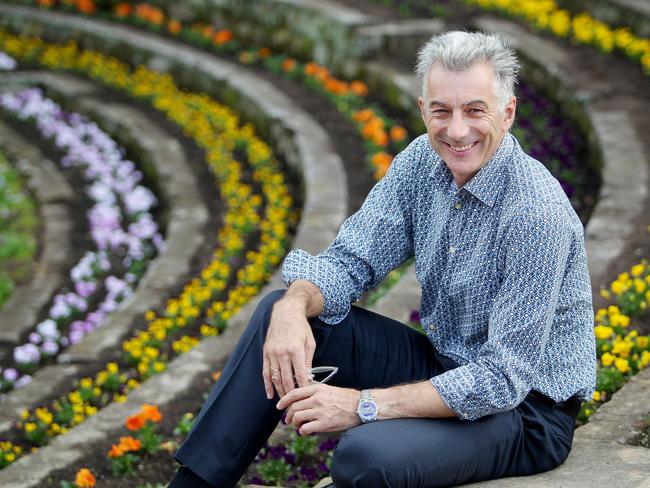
[292,348,311,388]
[291,408,319,429]
[271,361,285,397]
[299,419,325,436]
[279,356,296,396]
[305,332,316,372]
[276,385,315,410]
[262,354,274,400]
[285,396,315,424]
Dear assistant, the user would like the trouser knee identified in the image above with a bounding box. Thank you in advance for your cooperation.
[330,438,394,488]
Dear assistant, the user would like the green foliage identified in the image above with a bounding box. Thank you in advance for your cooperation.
[258,457,291,485]
[0,150,38,310]
[110,452,140,476]
[173,412,195,437]
[596,366,626,394]
[289,430,317,460]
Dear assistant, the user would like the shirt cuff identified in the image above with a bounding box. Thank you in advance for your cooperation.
[281,249,351,324]
[430,367,491,421]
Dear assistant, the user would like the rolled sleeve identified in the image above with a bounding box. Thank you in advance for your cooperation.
[281,139,423,324]
[431,204,575,420]
[281,249,357,324]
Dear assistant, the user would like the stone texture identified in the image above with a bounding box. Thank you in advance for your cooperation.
[0,120,74,343]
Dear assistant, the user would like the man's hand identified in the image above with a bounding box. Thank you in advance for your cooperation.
[277,384,361,435]
[262,280,323,399]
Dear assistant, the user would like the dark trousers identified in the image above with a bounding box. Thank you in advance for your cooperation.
[175,290,576,487]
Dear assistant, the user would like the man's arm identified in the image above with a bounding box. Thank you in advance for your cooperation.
[277,381,456,435]
[263,280,323,399]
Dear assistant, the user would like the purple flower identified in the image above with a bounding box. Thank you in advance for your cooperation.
[41,341,59,355]
[13,344,40,364]
[409,310,420,323]
[299,466,318,482]
[3,368,19,382]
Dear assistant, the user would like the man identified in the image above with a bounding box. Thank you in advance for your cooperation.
[170,31,596,488]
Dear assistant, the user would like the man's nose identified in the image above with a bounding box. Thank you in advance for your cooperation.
[447,112,469,141]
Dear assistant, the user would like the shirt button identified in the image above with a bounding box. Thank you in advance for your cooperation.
[428,323,436,332]
[454,202,462,209]
[449,246,456,255]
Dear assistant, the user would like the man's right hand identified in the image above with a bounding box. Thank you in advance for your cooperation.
[262,281,323,399]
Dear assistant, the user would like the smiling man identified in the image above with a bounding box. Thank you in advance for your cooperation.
[170,31,596,488]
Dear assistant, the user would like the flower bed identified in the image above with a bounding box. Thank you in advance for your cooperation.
[465,0,650,76]
[0,145,38,312]
[0,29,296,470]
[0,87,163,393]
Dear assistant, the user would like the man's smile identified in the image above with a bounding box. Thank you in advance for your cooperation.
[444,141,478,155]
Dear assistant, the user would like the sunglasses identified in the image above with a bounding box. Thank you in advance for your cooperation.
[306,366,338,384]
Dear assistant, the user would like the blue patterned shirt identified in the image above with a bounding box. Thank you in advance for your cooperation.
[282,133,596,420]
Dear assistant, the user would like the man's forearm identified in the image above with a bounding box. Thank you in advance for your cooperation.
[277,280,324,318]
[372,381,457,419]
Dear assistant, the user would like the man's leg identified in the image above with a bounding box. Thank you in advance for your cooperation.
[330,398,576,488]
[174,290,447,487]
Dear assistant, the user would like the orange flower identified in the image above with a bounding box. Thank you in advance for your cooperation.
[361,117,385,140]
[126,413,145,431]
[281,58,297,72]
[390,125,407,142]
[140,403,163,423]
[324,78,348,95]
[258,47,272,58]
[168,19,182,35]
[108,444,124,458]
[212,370,222,382]
[118,436,142,452]
[350,80,369,97]
[304,62,319,76]
[372,129,389,147]
[353,109,374,122]
[214,29,233,45]
[371,152,393,179]
[37,0,55,7]
[114,3,133,17]
[76,0,96,15]
[74,468,96,488]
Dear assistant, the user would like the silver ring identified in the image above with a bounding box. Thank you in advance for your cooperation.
[271,367,280,373]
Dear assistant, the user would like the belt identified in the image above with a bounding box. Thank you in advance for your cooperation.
[526,390,582,418]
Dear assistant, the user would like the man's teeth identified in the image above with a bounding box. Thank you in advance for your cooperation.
[450,143,474,151]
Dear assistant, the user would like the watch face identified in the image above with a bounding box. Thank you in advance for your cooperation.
[359,401,377,420]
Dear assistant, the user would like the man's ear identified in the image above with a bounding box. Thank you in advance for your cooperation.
[502,96,517,132]
[418,96,426,124]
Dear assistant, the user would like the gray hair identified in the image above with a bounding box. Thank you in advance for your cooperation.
[416,31,520,112]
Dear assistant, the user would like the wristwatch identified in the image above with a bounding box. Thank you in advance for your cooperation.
[356,389,379,423]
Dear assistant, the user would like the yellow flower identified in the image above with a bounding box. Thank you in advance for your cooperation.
[636,336,649,350]
[641,350,650,368]
[614,358,630,374]
[594,325,613,340]
[601,352,615,367]
[592,391,601,401]
[106,362,119,374]
[24,423,37,433]
[80,377,93,390]
[5,453,15,463]
[631,263,645,277]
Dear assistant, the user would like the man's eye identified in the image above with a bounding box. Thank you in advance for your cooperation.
[468,108,484,114]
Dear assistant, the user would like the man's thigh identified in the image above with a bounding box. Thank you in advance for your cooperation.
[330,400,574,488]
[332,410,521,488]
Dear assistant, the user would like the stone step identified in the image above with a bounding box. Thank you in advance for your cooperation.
[0,120,74,345]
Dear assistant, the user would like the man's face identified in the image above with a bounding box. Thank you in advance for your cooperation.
[418,61,516,187]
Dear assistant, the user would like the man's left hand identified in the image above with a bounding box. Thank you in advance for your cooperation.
[276,384,360,435]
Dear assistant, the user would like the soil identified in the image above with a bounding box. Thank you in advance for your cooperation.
[3,1,650,485]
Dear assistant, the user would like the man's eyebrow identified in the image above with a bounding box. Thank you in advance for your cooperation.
[427,99,489,107]
[463,99,488,107]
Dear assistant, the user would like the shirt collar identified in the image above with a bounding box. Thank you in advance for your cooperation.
[429,133,515,207]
